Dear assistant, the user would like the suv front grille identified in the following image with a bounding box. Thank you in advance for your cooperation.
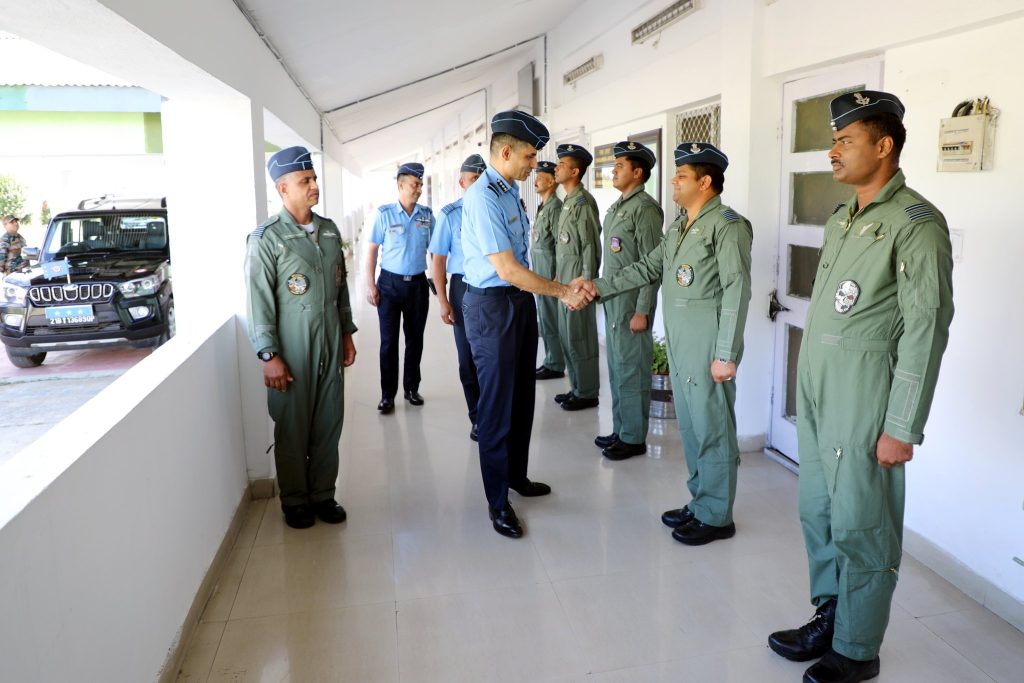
[29,282,116,305]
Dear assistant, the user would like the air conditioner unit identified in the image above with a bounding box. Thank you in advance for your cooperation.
[563,55,604,87]
[632,0,700,45]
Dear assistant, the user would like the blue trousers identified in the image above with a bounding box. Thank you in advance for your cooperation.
[463,286,537,510]
[449,274,480,424]
[376,270,428,399]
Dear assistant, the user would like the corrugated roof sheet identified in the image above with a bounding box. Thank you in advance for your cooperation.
[0,35,133,87]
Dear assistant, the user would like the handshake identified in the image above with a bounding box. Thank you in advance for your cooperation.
[559,277,600,311]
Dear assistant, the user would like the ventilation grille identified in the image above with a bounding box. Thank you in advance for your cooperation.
[563,55,604,86]
[632,1,699,45]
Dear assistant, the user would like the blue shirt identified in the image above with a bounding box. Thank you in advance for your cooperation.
[461,166,530,288]
[370,202,434,275]
[427,198,466,275]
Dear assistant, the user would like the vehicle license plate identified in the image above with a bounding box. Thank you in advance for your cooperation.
[45,304,96,325]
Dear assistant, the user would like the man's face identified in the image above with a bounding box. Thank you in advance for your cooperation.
[534,171,555,194]
[398,176,423,204]
[670,164,703,208]
[612,157,642,193]
[458,171,481,191]
[279,170,319,208]
[554,157,578,185]
[503,144,538,182]
[3,219,18,234]
[829,120,885,186]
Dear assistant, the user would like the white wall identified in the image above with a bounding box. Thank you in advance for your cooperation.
[0,317,248,682]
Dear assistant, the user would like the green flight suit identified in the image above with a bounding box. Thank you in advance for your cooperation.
[555,185,601,399]
[797,169,954,661]
[601,185,664,444]
[245,209,358,507]
[596,196,751,526]
[530,193,565,372]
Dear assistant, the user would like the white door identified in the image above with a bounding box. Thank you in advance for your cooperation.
[767,62,882,463]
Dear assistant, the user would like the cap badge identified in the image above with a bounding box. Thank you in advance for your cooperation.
[627,142,637,150]
[567,145,575,152]
[853,92,871,106]
[690,143,701,154]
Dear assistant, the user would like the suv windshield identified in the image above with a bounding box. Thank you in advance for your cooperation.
[42,213,168,259]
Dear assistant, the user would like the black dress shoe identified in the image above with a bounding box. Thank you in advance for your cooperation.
[554,391,574,404]
[768,598,837,661]
[594,432,619,448]
[671,519,736,545]
[404,390,424,406]
[535,366,566,380]
[470,424,479,442]
[803,650,880,683]
[489,503,523,538]
[282,504,315,529]
[661,506,695,528]
[509,479,551,497]
[377,397,394,413]
[561,396,599,411]
[603,440,646,460]
[313,499,347,524]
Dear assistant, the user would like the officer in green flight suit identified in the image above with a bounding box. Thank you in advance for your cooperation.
[553,143,602,411]
[245,146,358,530]
[573,142,752,546]
[530,160,566,380]
[595,141,665,461]
[769,91,955,683]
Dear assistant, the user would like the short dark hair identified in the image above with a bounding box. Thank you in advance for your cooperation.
[622,156,652,183]
[397,174,422,184]
[859,112,906,160]
[690,163,724,194]
[564,155,590,179]
[490,133,532,156]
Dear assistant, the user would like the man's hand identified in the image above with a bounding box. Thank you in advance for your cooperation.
[560,284,589,311]
[876,433,913,468]
[342,333,357,367]
[438,299,454,325]
[710,359,736,384]
[262,356,294,392]
[366,283,380,307]
[568,276,599,300]
[629,313,648,333]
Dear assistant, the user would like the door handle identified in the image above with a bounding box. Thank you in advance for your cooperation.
[768,289,790,321]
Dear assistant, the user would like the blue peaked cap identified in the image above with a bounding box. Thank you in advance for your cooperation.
[267,146,314,181]
[674,142,729,171]
[490,110,550,150]
[535,161,557,175]
[829,90,906,131]
[460,154,486,174]
[556,143,593,166]
[613,140,656,168]
[397,162,424,179]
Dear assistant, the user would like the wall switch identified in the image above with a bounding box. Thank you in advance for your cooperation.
[950,229,964,262]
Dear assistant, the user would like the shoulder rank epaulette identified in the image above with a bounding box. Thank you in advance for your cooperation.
[249,214,279,239]
[721,208,740,222]
[575,195,587,207]
[441,202,459,216]
[377,204,390,214]
[486,183,500,198]
[832,202,846,215]
[904,203,934,222]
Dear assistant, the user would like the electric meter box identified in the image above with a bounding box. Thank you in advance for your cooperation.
[938,113,994,172]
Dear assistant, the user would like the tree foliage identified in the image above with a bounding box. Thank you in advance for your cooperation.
[0,174,28,222]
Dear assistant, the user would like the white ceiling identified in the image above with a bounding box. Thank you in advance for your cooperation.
[241,0,579,170]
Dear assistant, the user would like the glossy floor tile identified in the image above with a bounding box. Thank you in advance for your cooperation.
[176,276,1022,681]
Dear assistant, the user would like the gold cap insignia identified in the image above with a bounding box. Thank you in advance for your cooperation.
[853,92,870,106]
[627,142,637,150]
[690,143,701,154]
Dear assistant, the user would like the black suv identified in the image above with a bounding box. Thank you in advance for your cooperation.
[0,196,174,368]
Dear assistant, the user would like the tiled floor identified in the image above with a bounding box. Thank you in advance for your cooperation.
[177,281,1023,682]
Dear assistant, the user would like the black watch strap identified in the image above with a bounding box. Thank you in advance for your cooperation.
[258,351,277,362]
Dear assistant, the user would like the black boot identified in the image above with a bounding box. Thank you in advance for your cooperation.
[768,598,837,661]
[803,649,880,683]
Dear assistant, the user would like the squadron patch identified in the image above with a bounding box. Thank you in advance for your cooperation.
[676,264,694,287]
[559,231,570,245]
[834,280,860,313]
[610,236,622,253]
[287,273,310,296]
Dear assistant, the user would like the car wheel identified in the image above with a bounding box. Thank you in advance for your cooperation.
[6,346,46,368]
[158,300,176,346]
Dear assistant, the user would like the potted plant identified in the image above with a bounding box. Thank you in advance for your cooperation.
[650,335,674,419]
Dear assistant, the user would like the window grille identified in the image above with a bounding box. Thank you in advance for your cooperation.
[674,102,721,148]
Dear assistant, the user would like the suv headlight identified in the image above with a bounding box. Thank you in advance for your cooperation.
[119,264,167,298]
[2,282,28,306]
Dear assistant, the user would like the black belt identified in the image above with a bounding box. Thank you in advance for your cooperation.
[380,269,426,282]
[466,284,523,296]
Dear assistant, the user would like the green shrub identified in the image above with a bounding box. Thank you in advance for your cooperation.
[651,334,669,375]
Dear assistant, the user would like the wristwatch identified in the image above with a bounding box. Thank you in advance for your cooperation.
[257,351,277,362]
[716,358,732,364]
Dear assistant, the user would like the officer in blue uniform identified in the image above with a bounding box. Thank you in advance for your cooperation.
[462,110,589,538]
[429,154,486,441]
[365,162,434,413]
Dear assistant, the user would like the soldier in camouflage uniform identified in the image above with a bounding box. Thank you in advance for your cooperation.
[595,141,665,461]
[552,144,601,411]
[245,146,357,530]
[529,161,565,380]
[769,92,955,683]
[1,216,27,275]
